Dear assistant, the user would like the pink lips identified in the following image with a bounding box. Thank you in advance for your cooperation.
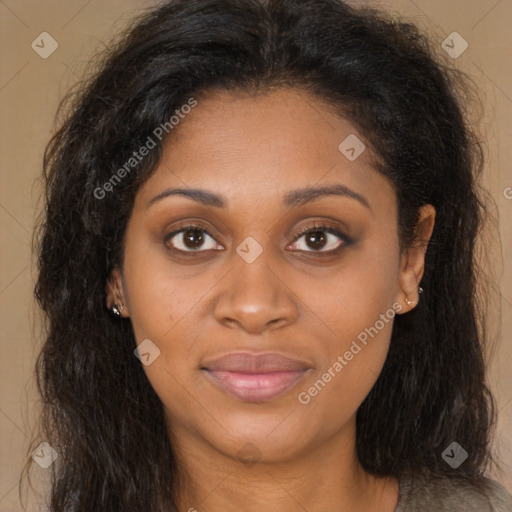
[201,352,311,403]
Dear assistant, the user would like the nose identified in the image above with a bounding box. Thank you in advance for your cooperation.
[212,250,298,335]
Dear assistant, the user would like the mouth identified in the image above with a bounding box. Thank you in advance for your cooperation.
[201,352,312,403]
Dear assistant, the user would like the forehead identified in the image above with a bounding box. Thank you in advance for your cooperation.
[135,87,394,214]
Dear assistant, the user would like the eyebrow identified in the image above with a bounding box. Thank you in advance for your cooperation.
[148,184,370,209]
[284,184,370,209]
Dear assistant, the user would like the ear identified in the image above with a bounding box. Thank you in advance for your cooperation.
[396,204,436,313]
[105,267,130,317]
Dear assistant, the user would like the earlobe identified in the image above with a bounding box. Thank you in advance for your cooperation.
[404,286,423,308]
[105,267,130,318]
[396,204,435,313]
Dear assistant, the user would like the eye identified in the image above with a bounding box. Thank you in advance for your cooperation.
[164,225,223,253]
[163,223,349,255]
[288,224,349,253]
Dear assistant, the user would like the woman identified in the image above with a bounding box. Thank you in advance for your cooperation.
[30,0,512,510]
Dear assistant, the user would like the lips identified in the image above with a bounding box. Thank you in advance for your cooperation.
[201,352,312,403]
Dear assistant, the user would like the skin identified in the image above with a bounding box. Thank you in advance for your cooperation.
[107,87,435,512]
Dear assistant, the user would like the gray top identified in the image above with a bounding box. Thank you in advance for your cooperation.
[395,472,512,511]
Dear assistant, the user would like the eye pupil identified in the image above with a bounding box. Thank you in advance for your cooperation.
[183,229,204,249]
[306,231,327,250]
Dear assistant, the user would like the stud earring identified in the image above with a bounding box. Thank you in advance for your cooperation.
[112,303,124,317]
[404,295,415,307]
[405,287,424,307]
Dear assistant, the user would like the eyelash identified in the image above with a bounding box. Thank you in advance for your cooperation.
[294,223,345,240]
[163,222,350,255]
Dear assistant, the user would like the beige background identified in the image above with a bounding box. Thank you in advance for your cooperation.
[0,0,511,509]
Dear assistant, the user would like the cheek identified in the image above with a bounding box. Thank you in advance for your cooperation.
[291,234,400,402]
[122,236,219,342]
[294,277,398,428]
[121,235,225,398]
[295,236,401,345]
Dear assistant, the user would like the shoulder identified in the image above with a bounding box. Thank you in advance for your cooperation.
[396,471,512,512]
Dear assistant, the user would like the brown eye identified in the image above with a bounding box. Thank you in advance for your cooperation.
[288,225,348,253]
[304,231,328,250]
[164,226,222,252]
[182,229,205,249]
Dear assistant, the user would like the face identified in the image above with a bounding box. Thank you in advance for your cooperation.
[107,87,432,465]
